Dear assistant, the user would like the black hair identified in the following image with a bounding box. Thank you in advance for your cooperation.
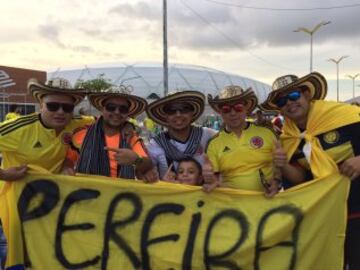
[177,157,202,176]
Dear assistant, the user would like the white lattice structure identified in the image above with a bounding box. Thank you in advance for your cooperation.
[48,63,271,103]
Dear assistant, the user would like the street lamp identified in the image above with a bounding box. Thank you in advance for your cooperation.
[346,73,360,99]
[294,21,331,72]
[328,56,349,102]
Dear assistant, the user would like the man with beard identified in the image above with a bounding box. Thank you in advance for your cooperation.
[145,91,217,179]
[63,86,152,179]
[263,72,360,269]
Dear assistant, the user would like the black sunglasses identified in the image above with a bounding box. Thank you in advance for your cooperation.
[275,90,302,108]
[104,103,130,114]
[163,104,194,115]
[45,102,74,113]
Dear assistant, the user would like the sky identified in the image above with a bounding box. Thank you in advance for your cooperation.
[1,0,360,101]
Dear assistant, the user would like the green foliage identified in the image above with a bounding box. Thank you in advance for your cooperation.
[75,74,112,92]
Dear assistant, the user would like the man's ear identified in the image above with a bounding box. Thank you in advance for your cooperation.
[303,89,312,101]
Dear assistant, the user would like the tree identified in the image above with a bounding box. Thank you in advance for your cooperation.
[75,74,112,92]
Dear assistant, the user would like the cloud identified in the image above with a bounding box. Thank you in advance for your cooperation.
[151,0,360,51]
[38,23,65,48]
[108,1,160,21]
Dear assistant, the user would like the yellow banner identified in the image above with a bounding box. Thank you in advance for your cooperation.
[1,173,349,270]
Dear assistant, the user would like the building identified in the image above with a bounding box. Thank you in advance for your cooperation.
[0,66,46,120]
[49,62,271,118]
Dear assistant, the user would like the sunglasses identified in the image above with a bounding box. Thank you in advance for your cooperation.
[163,104,194,115]
[275,90,301,108]
[219,103,245,114]
[45,102,74,113]
[104,103,130,114]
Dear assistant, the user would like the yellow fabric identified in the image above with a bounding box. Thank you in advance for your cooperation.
[4,112,20,122]
[128,117,138,127]
[144,117,155,131]
[281,100,360,178]
[0,114,94,269]
[0,113,94,173]
[206,123,277,190]
[0,172,348,269]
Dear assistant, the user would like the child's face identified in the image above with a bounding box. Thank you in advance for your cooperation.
[177,161,202,185]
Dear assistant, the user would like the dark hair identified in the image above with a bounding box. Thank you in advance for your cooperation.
[177,157,202,176]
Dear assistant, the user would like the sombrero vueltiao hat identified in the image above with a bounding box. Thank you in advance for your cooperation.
[88,85,147,118]
[146,91,205,126]
[260,72,327,111]
[208,85,258,114]
[28,77,87,105]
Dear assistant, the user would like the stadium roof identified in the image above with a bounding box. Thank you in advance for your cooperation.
[48,62,271,102]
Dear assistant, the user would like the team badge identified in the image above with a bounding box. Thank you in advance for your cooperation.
[323,131,339,144]
[197,146,203,155]
[61,132,73,145]
[250,136,264,149]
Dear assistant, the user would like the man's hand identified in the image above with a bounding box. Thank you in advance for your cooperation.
[202,155,220,192]
[339,156,360,179]
[273,140,287,169]
[105,147,138,165]
[0,165,28,181]
[140,167,160,183]
[264,178,281,198]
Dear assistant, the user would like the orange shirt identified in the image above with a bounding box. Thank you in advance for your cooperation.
[67,128,148,178]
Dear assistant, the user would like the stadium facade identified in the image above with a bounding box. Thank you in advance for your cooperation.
[49,63,271,104]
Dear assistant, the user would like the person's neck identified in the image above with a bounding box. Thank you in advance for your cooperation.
[168,126,192,142]
[295,118,307,130]
[103,123,121,136]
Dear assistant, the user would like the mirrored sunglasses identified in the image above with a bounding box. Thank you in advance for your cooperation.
[163,103,195,115]
[104,103,130,114]
[275,90,301,108]
[45,102,74,113]
[219,103,245,114]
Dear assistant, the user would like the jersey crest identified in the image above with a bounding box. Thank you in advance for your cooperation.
[250,136,264,149]
[323,131,340,144]
[61,132,73,145]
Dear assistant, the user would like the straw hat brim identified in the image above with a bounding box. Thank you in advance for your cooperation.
[261,72,327,112]
[208,89,258,114]
[146,91,205,126]
[89,92,147,118]
[28,79,86,105]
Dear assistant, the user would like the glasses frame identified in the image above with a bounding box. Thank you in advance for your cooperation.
[275,90,302,108]
[45,102,75,113]
[104,103,130,114]
[219,103,245,114]
[163,104,195,115]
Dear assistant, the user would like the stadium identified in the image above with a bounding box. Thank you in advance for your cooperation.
[48,62,271,116]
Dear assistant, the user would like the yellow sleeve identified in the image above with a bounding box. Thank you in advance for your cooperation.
[0,124,20,153]
[206,140,219,173]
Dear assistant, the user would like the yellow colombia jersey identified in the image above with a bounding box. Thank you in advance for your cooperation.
[206,122,277,191]
[0,113,94,173]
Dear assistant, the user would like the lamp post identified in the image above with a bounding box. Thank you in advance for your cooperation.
[328,56,349,102]
[294,21,331,72]
[346,73,360,99]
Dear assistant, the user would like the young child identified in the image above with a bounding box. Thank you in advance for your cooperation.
[163,157,203,186]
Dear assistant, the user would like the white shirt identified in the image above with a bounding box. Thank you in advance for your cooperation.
[147,127,217,178]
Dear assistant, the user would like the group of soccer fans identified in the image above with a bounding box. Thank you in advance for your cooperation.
[0,71,360,269]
